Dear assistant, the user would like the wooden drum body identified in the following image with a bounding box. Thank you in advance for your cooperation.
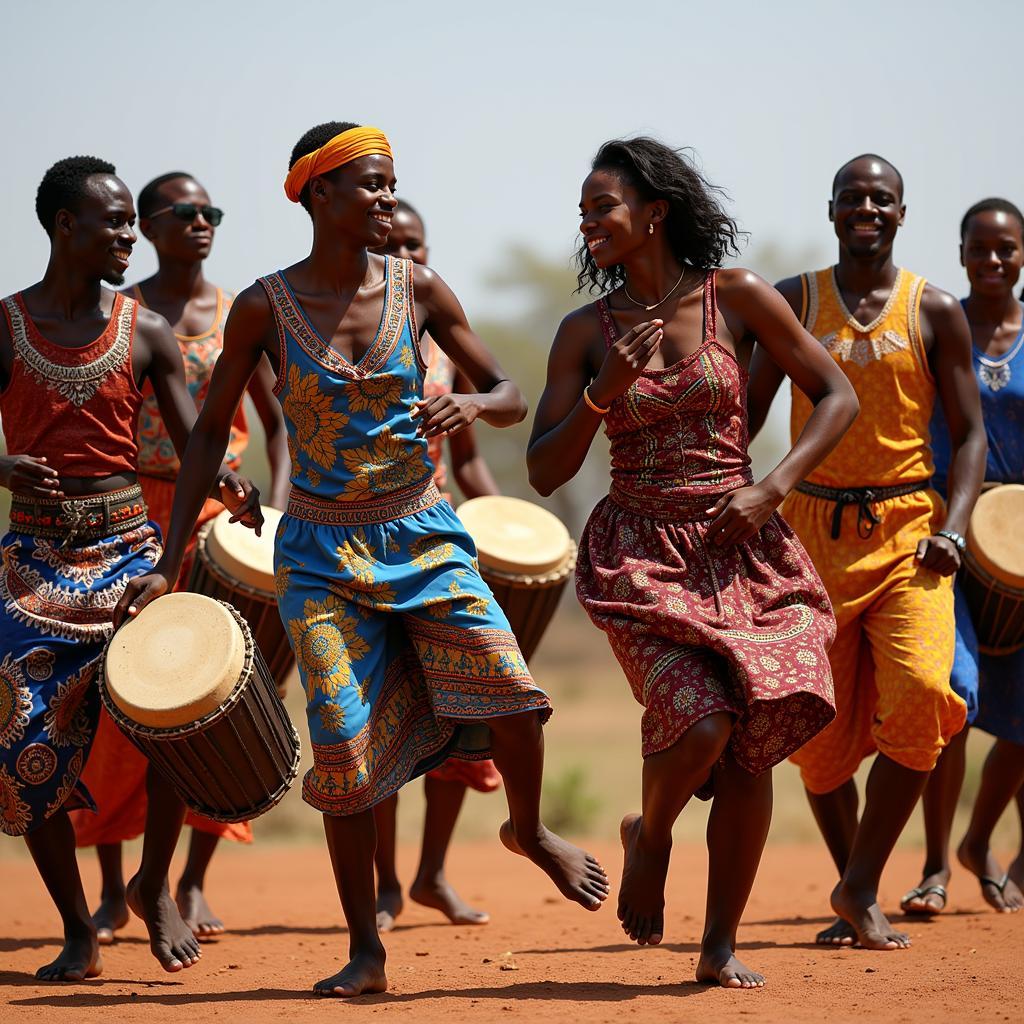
[963,483,1024,655]
[101,593,301,823]
[457,496,577,662]
[189,507,295,693]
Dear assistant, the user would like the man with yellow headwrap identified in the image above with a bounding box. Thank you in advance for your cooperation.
[115,120,609,997]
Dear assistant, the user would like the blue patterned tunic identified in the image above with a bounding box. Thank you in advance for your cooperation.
[259,256,548,814]
[931,301,1024,742]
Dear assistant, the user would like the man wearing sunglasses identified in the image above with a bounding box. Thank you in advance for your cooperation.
[71,171,291,946]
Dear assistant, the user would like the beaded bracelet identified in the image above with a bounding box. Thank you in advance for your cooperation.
[583,386,611,416]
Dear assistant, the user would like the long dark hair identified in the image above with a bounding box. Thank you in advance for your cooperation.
[575,137,744,294]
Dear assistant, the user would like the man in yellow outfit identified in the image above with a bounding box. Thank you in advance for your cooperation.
[747,154,987,951]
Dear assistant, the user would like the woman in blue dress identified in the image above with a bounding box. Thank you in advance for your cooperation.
[116,122,609,996]
[903,198,1024,915]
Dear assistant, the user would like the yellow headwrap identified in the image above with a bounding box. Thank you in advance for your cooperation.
[284,126,393,203]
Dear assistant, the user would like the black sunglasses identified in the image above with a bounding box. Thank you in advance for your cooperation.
[149,203,224,227]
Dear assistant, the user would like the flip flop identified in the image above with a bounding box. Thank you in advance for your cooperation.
[979,874,1012,910]
[900,884,947,915]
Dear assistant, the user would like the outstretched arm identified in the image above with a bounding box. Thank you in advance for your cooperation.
[411,264,526,438]
[919,287,987,575]
[706,269,859,546]
[115,287,270,623]
[246,355,291,509]
[527,306,664,496]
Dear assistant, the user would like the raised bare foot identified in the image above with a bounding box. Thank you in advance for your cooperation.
[830,881,910,950]
[957,837,1024,912]
[376,884,404,932]
[696,946,765,989]
[127,874,202,972]
[175,881,226,940]
[815,917,856,945]
[35,932,103,982]
[314,951,387,997]
[499,819,608,911]
[616,813,669,945]
[92,891,130,945]
[410,873,489,925]
[900,868,950,916]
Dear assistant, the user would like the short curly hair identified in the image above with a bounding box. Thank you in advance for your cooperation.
[960,197,1024,240]
[289,121,360,214]
[137,171,195,218]
[575,137,744,295]
[36,155,117,237]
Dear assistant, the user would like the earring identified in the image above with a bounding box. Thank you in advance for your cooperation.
[648,223,654,235]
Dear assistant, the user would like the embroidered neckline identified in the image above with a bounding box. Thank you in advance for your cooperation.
[830,266,903,334]
[4,293,134,407]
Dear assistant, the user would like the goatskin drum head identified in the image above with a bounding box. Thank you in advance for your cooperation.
[104,592,247,728]
[457,496,571,575]
[203,506,282,594]
[967,483,1024,588]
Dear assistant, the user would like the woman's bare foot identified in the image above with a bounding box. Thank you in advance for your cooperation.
[410,872,489,925]
[91,891,130,946]
[617,813,669,945]
[830,881,910,950]
[1009,850,1024,892]
[375,885,404,932]
[175,881,226,939]
[957,837,1024,912]
[499,819,608,911]
[127,874,202,972]
[815,917,856,945]
[35,931,103,982]
[696,946,765,989]
[899,868,950,915]
[314,950,387,997]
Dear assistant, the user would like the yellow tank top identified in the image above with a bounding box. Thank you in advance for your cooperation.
[790,266,934,488]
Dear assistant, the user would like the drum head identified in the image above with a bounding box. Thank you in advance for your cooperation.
[967,484,1024,587]
[203,506,282,595]
[457,496,571,575]
[105,592,247,728]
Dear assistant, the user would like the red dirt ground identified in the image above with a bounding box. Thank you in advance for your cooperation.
[2,841,1020,1023]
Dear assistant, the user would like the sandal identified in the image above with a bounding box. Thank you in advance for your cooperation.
[900,883,948,915]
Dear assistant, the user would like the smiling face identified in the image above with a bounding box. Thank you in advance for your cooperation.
[309,154,398,247]
[58,174,137,286]
[961,208,1024,299]
[578,168,663,270]
[375,206,428,264]
[829,157,905,259]
[141,176,216,263]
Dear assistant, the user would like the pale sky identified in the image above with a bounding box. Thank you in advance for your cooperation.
[2,0,1018,317]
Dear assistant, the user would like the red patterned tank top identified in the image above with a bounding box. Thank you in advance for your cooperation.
[595,272,753,519]
[0,291,143,478]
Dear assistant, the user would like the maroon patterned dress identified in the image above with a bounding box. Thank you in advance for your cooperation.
[576,273,836,792]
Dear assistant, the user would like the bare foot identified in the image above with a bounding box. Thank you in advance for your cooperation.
[1009,851,1024,893]
[35,932,103,982]
[617,813,669,945]
[175,881,226,940]
[900,868,949,916]
[830,881,910,950]
[410,873,489,925]
[314,950,387,997]
[499,819,608,911]
[91,891,130,945]
[696,946,765,989]
[127,874,202,972]
[815,917,856,945]
[957,837,1024,912]
[376,884,404,933]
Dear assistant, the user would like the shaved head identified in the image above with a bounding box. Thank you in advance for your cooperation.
[832,153,904,201]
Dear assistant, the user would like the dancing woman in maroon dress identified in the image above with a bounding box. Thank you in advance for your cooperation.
[528,138,859,988]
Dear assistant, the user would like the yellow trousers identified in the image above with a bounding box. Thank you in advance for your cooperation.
[783,488,965,795]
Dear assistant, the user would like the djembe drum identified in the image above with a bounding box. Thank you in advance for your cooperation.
[457,496,577,661]
[962,483,1024,655]
[100,592,301,823]
[189,506,294,693]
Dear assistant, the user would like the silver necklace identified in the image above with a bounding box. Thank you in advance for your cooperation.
[623,266,688,311]
[975,312,1024,393]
